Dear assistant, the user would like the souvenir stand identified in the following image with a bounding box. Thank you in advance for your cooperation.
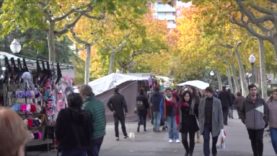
[0,52,74,152]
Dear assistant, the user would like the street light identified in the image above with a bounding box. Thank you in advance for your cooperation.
[10,39,21,54]
[210,70,215,77]
[248,54,256,84]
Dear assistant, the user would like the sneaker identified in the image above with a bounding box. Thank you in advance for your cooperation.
[124,135,129,139]
[116,137,119,141]
[168,139,173,143]
[175,139,180,143]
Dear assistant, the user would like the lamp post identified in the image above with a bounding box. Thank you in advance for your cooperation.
[209,70,215,88]
[10,39,21,54]
[248,54,256,84]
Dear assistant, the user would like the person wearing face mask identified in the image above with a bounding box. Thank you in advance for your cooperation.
[267,89,277,155]
[239,84,269,156]
[198,87,223,156]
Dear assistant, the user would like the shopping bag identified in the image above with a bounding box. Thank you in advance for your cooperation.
[216,129,226,149]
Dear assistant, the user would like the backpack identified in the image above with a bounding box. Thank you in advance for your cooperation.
[136,100,145,111]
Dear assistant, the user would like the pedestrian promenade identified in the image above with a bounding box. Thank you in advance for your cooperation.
[27,117,275,156]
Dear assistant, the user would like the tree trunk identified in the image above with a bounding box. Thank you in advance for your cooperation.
[272,35,277,60]
[84,44,91,84]
[47,22,56,64]
[235,48,248,96]
[258,38,268,99]
[216,72,223,90]
[108,50,115,74]
[227,65,234,93]
[230,63,239,94]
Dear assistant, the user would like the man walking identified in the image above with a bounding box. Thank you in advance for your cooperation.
[199,87,224,156]
[150,86,164,132]
[107,87,128,141]
[239,84,268,156]
[80,85,106,156]
[136,88,149,132]
[218,86,231,125]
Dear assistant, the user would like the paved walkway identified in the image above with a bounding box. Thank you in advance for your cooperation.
[27,115,275,156]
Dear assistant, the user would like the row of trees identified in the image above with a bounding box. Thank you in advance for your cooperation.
[0,0,277,98]
[174,0,277,98]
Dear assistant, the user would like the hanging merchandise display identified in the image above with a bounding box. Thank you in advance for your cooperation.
[0,52,74,152]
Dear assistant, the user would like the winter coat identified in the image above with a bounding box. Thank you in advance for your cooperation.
[83,96,106,140]
[136,94,149,115]
[219,91,231,109]
[234,96,245,117]
[55,108,92,150]
[198,97,224,137]
[239,95,268,130]
[179,101,199,133]
[267,100,277,128]
[150,91,163,112]
[107,93,128,119]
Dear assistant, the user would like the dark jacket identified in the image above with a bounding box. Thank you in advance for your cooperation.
[239,95,268,130]
[150,91,163,112]
[55,108,92,150]
[219,91,231,109]
[136,94,149,113]
[234,96,245,117]
[107,93,128,119]
[179,101,199,133]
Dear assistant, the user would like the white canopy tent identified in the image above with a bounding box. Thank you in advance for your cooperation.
[88,73,149,95]
[177,80,209,90]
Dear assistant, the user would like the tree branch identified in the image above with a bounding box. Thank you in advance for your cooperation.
[83,13,105,20]
[70,29,90,45]
[230,16,270,40]
[53,9,76,22]
[54,15,82,35]
[250,3,276,15]
[236,0,271,32]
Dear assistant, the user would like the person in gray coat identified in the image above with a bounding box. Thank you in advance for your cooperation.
[239,84,268,156]
[198,87,224,156]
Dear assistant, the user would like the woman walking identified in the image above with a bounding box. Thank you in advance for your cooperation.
[164,88,180,143]
[267,89,277,155]
[179,91,199,156]
[55,93,92,156]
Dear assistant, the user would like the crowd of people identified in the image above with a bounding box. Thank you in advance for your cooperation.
[0,82,277,156]
[143,83,277,156]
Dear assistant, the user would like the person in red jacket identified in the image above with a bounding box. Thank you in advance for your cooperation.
[164,88,180,143]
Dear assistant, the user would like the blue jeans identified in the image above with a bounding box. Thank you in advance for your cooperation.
[167,116,179,140]
[203,125,218,156]
[153,111,161,131]
[270,128,277,154]
[88,136,104,156]
[61,149,87,156]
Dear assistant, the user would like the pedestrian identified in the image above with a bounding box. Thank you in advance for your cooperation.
[164,88,180,143]
[80,85,106,156]
[187,87,201,143]
[218,86,231,125]
[150,86,164,132]
[266,89,277,155]
[136,88,149,132]
[234,92,245,119]
[107,87,128,141]
[55,93,92,156]
[179,91,199,156]
[239,84,268,156]
[198,87,224,156]
[0,107,31,156]
[227,89,235,119]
